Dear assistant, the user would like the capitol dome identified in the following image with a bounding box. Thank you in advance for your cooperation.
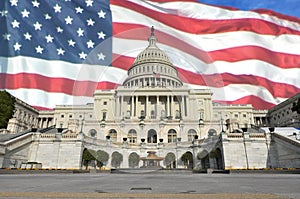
[123,27,183,88]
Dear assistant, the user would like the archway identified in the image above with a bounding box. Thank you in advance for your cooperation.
[181,151,193,169]
[164,152,176,169]
[128,152,140,168]
[147,129,157,143]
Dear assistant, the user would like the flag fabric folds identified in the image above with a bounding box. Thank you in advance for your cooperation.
[0,0,300,110]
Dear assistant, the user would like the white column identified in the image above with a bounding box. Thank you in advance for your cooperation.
[167,96,170,117]
[181,96,184,118]
[170,96,173,117]
[120,96,124,117]
[131,96,134,117]
[146,96,149,118]
[156,96,159,119]
[134,96,137,117]
[185,96,189,117]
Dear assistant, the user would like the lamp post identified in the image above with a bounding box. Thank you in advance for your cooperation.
[198,118,204,138]
[139,118,145,145]
[178,119,184,142]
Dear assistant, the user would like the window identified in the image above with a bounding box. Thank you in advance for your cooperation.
[147,129,157,143]
[175,110,180,119]
[188,129,197,142]
[168,129,177,143]
[140,110,145,117]
[234,114,239,118]
[126,110,131,119]
[109,129,117,142]
[161,110,166,118]
[61,114,64,118]
[69,114,73,118]
[102,112,107,120]
[103,101,107,105]
[151,110,155,119]
[243,114,247,118]
[128,129,137,144]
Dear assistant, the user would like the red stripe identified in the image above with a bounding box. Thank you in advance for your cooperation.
[33,106,53,111]
[0,73,119,96]
[111,0,300,36]
[113,23,300,69]
[2,68,298,99]
[214,95,276,110]
[112,54,300,98]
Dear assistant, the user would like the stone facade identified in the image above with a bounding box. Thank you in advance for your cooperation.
[267,93,300,128]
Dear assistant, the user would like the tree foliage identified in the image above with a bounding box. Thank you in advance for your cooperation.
[181,152,193,165]
[164,152,176,167]
[0,91,15,129]
[292,99,300,114]
[128,152,140,168]
[96,150,109,167]
[111,151,123,168]
[82,149,96,169]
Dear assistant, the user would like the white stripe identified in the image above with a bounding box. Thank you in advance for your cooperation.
[6,89,94,109]
[1,56,127,83]
[6,83,283,109]
[112,5,300,54]
[186,83,286,105]
[113,38,300,87]
[125,0,300,31]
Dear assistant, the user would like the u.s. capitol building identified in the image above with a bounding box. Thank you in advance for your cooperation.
[3,27,299,170]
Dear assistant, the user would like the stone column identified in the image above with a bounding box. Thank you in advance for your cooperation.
[156,96,159,119]
[167,96,170,117]
[131,96,134,117]
[170,96,173,117]
[120,96,124,117]
[180,96,184,118]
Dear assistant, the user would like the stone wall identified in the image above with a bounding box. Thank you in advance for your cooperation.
[221,132,271,169]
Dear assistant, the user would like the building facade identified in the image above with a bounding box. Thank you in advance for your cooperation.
[267,93,300,128]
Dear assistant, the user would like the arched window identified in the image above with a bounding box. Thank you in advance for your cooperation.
[147,129,157,143]
[188,129,197,142]
[89,129,97,137]
[109,129,117,142]
[168,129,177,143]
[128,129,137,144]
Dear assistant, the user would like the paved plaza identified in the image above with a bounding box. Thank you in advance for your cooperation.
[0,172,299,198]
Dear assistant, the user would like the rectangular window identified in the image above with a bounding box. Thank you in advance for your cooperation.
[103,101,107,105]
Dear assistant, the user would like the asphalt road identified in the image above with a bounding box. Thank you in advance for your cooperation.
[0,173,299,199]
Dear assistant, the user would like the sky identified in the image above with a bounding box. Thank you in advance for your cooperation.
[198,0,300,18]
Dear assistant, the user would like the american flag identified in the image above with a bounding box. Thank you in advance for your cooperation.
[0,0,300,110]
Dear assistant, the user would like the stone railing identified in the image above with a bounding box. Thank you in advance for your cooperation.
[273,133,300,148]
[227,133,243,138]
[1,133,33,151]
[249,133,266,138]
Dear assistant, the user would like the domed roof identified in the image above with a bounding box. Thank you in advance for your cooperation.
[132,26,173,66]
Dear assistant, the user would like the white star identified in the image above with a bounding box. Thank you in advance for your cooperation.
[24,32,32,40]
[86,40,95,48]
[97,53,105,60]
[11,19,20,28]
[86,18,95,26]
[45,34,54,43]
[68,39,75,47]
[32,0,40,8]
[33,21,42,30]
[65,16,73,25]
[13,42,22,51]
[53,4,62,13]
[45,13,51,20]
[10,0,18,6]
[21,9,30,18]
[1,10,8,17]
[3,33,11,41]
[75,7,83,14]
[56,27,63,33]
[98,10,106,18]
[98,31,106,39]
[77,28,84,37]
[57,48,65,55]
[85,0,93,7]
[79,51,87,60]
[35,45,43,54]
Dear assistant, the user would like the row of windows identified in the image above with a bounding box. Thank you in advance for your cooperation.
[106,128,198,143]
[130,64,176,76]
[60,114,93,119]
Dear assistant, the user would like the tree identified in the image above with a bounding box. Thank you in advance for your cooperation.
[181,152,193,169]
[82,149,96,169]
[292,99,300,114]
[111,151,123,168]
[128,152,140,168]
[96,150,109,168]
[164,153,176,168]
[0,91,15,129]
